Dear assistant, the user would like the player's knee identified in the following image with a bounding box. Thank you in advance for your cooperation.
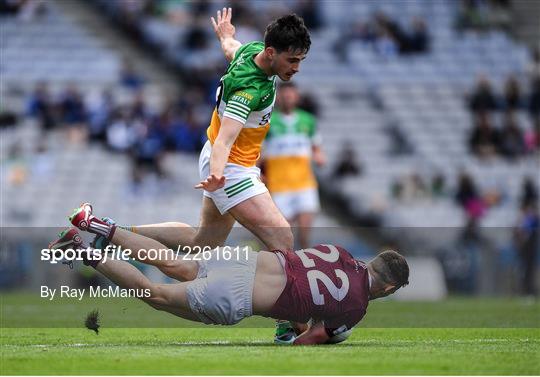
[269,227,293,251]
[280,225,294,248]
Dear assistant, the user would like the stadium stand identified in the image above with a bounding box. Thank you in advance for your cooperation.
[1,1,204,227]
[1,1,538,293]
[307,0,537,230]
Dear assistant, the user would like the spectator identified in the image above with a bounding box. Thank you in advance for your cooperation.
[487,0,512,31]
[188,0,211,19]
[513,201,539,296]
[295,0,323,31]
[5,141,28,186]
[0,105,17,129]
[456,0,488,31]
[529,78,540,122]
[169,120,204,152]
[499,112,525,159]
[374,12,405,47]
[431,173,447,198]
[106,108,138,153]
[176,23,223,90]
[526,48,540,83]
[333,12,429,61]
[27,82,56,132]
[114,0,148,39]
[524,118,539,153]
[503,75,522,110]
[469,111,500,158]
[59,84,87,143]
[393,173,429,202]
[404,17,430,54]
[120,60,145,90]
[17,0,48,21]
[455,172,486,220]
[514,177,539,296]
[87,89,115,142]
[130,90,149,120]
[333,19,377,62]
[374,28,398,59]
[520,176,539,208]
[131,119,167,187]
[0,0,22,15]
[469,75,498,112]
[333,142,362,178]
[31,140,54,181]
[298,92,320,117]
[456,0,510,31]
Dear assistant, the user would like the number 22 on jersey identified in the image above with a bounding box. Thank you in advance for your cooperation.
[294,245,350,305]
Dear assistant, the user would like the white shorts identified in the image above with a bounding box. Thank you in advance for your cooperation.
[272,188,320,220]
[199,141,268,214]
[186,248,259,325]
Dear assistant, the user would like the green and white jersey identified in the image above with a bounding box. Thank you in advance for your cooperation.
[264,109,320,193]
[207,41,278,167]
[265,109,319,157]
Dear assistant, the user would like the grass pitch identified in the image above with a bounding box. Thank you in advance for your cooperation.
[1,294,539,375]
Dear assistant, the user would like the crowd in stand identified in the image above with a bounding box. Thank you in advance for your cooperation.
[0,0,48,21]
[334,11,430,62]
[455,0,512,32]
[25,76,209,189]
[95,0,321,107]
[467,68,540,160]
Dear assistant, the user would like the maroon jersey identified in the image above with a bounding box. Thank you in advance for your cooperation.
[268,244,370,336]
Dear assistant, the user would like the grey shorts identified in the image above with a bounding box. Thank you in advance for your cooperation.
[186,248,258,325]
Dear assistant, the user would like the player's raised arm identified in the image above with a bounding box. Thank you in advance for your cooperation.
[211,7,242,62]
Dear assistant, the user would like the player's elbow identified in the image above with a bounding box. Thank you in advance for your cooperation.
[224,50,235,62]
[213,138,234,152]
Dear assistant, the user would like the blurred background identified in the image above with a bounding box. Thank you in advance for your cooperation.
[1,0,539,303]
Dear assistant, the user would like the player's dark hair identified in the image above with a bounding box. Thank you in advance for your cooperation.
[264,14,311,54]
[370,250,409,288]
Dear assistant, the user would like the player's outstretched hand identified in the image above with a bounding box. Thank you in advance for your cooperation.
[195,174,226,192]
[211,7,235,41]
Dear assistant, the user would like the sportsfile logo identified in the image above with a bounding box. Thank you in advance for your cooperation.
[41,245,251,264]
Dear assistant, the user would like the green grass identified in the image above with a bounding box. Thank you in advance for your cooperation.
[1,294,539,375]
[2,328,539,375]
[2,293,539,328]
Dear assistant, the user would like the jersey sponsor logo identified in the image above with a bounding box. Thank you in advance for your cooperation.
[234,91,254,101]
[230,95,251,106]
[272,138,311,151]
